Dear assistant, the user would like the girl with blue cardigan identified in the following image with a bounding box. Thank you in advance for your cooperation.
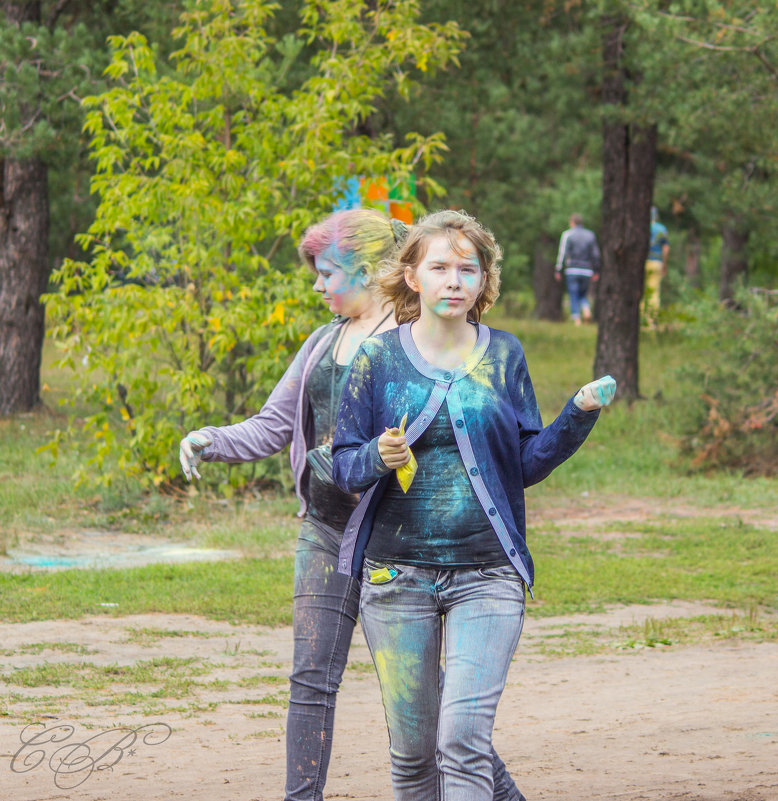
[332,210,615,801]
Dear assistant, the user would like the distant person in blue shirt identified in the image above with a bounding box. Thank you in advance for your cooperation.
[554,212,601,325]
[332,209,616,801]
[642,206,670,327]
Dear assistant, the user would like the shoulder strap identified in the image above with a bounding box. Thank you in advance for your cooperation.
[404,380,450,446]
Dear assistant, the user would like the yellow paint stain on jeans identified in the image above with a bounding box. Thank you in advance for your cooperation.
[373,648,420,710]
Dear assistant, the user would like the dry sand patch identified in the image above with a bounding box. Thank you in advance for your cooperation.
[1,605,776,801]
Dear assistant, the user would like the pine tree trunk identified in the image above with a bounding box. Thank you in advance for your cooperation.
[593,19,656,401]
[532,233,563,320]
[719,222,748,303]
[0,158,50,414]
[0,1,50,415]
[685,230,701,289]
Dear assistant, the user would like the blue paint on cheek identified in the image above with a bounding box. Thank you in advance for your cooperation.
[329,270,361,297]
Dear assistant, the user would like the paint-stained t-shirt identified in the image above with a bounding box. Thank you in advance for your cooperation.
[367,399,509,568]
[305,343,360,530]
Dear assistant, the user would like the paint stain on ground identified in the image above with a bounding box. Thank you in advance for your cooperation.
[1,529,241,573]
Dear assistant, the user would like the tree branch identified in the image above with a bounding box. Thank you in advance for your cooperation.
[676,35,745,53]
[752,46,778,78]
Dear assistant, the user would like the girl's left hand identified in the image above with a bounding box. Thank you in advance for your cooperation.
[574,375,617,410]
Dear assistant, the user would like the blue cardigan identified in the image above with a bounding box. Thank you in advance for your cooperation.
[331,323,600,588]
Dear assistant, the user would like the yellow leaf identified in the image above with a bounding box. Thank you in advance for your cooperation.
[268,302,285,325]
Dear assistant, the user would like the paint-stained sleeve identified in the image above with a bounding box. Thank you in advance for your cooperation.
[196,331,320,463]
[511,356,600,487]
[332,346,392,493]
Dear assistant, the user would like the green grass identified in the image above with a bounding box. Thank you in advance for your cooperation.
[0,650,293,722]
[0,641,95,656]
[1,656,209,690]
[0,558,294,625]
[489,313,778,507]
[531,517,778,615]
[1,517,775,626]
[526,609,776,659]
[123,627,226,646]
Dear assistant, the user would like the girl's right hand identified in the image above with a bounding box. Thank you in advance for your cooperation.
[378,430,411,469]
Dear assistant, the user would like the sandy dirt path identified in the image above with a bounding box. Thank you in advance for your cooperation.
[1,602,776,801]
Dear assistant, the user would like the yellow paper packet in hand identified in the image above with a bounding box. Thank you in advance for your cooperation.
[387,412,418,494]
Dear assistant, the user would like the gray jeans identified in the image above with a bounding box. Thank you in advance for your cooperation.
[284,517,526,801]
[360,560,526,801]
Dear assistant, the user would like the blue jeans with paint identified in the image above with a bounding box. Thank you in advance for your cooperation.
[359,560,526,801]
[285,519,526,801]
[564,273,592,320]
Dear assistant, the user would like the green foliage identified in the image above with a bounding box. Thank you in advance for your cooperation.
[383,1,778,299]
[679,290,778,475]
[0,22,80,158]
[634,2,778,280]
[45,0,464,489]
[390,0,604,289]
[0,2,188,265]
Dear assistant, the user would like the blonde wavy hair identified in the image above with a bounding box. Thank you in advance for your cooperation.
[376,209,502,324]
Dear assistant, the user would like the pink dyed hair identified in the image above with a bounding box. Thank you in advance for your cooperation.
[297,209,398,283]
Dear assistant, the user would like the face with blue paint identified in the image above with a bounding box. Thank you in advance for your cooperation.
[405,233,484,321]
[312,244,372,318]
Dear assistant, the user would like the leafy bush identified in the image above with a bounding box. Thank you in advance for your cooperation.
[680,289,778,475]
[44,0,464,489]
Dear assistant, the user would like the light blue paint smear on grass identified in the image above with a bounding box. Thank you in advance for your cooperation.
[6,545,241,572]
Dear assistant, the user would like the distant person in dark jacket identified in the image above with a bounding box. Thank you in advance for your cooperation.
[554,213,601,325]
